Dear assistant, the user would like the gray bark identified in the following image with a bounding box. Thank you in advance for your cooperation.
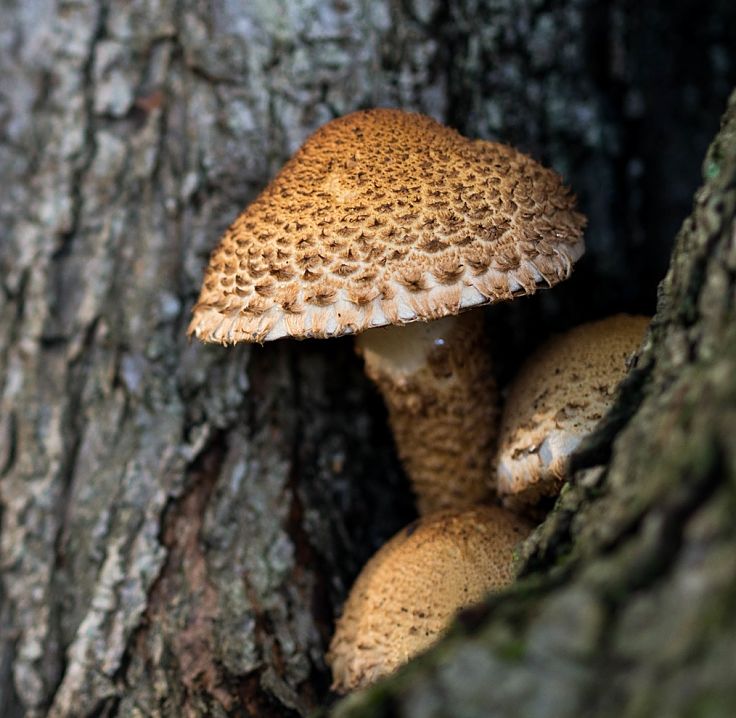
[0,1,734,717]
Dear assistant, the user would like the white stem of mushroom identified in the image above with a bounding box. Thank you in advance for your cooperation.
[355,311,498,514]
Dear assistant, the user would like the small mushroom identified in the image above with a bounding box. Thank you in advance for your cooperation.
[496,314,650,509]
[327,505,532,693]
[188,108,586,513]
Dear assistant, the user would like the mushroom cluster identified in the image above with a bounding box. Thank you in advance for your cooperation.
[325,316,649,691]
[188,108,646,696]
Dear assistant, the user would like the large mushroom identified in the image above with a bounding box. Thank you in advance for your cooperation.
[189,108,586,513]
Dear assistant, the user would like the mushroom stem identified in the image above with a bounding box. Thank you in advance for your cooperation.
[356,311,498,514]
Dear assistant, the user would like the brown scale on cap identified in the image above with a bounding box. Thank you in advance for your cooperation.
[496,314,650,510]
[327,505,532,693]
[188,108,585,344]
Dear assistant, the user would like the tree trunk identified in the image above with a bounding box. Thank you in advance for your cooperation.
[0,2,734,717]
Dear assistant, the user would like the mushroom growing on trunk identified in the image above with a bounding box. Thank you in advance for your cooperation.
[495,314,650,510]
[188,108,586,513]
[327,505,533,693]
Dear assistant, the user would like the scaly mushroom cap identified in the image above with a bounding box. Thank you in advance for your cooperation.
[327,505,532,693]
[496,314,650,508]
[189,108,586,343]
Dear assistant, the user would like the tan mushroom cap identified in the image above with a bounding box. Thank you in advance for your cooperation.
[496,314,650,507]
[327,505,532,693]
[188,108,586,343]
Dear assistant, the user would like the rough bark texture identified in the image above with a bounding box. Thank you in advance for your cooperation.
[0,1,735,717]
[331,87,736,718]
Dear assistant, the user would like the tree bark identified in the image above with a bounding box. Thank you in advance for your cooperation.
[0,2,734,717]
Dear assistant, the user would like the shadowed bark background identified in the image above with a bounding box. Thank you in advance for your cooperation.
[0,1,734,717]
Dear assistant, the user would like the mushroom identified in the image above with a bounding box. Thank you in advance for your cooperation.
[327,505,532,693]
[496,314,650,509]
[188,108,586,513]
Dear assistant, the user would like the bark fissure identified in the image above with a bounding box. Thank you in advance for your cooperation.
[50,1,108,264]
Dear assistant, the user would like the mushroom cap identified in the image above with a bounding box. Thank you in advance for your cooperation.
[496,314,650,507]
[189,108,586,343]
[327,505,532,693]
